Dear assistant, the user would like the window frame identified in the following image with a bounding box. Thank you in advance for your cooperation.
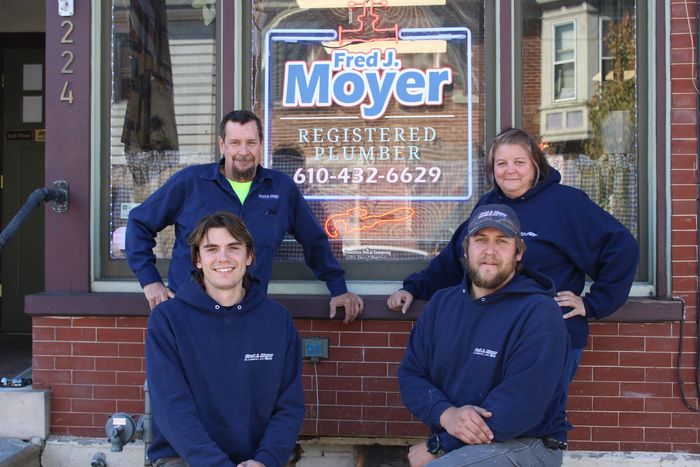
[92,0,233,291]
[552,20,577,102]
[78,0,664,304]
[91,0,497,296]
[599,17,614,82]
[513,0,655,298]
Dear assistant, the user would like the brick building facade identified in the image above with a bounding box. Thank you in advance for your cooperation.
[20,0,700,458]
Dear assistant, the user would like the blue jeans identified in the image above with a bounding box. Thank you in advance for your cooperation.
[428,437,563,466]
[153,457,188,467]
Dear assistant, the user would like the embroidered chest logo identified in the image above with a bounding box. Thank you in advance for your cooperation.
[243,353,274,362]
[258,194,280,200]
[473,347,498,358]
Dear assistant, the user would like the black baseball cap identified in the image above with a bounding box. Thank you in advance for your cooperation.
[467,204,521,238]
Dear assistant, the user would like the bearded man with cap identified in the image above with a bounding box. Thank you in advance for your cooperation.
[398,204,571,467]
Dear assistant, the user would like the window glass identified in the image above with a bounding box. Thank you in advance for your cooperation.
[554,22,575,100]
[107,0,217,263]
[519,0,645,280]
[249,1,486,281]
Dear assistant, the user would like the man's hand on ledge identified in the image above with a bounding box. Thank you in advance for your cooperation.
[330,292,364,324]
[387,289,415,314]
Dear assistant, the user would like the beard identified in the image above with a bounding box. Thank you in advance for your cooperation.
[231,164,256,181]
[467,256,517,291]
[230,156,257,181]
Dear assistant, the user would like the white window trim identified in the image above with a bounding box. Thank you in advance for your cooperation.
[552,19,577,102]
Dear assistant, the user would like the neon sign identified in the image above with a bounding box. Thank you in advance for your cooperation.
[337,0,398,45]
[324,207,416,238]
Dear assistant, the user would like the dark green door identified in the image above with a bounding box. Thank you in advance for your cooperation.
[1,49,45,333]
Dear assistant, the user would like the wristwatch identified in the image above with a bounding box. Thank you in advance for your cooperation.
[426,433,443,457]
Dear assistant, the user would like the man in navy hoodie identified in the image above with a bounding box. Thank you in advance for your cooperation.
[398,204,570,467]
[146,212,304,467]
[127,110,363,323]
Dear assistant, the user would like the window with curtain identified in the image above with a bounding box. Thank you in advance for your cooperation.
[102,0,218,277]
[519,0,645,281]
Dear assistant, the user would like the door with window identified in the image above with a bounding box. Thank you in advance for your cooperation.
[1,48,45,332]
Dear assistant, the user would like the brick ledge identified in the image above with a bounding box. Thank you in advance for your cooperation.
[25,293,681,322]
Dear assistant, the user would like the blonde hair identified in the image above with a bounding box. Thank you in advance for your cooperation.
[484,128,550,190]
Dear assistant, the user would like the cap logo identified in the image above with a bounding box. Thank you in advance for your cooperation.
[477,210,507,220]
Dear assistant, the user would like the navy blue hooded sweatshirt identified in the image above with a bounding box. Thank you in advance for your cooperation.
[146,276,304,467]
[402,168,639,349]
[398,266,571,453]
[126,160,347,295]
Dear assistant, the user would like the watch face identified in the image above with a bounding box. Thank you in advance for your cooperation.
[426,434,441,454]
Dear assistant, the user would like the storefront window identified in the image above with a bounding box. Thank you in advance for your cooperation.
[519,0,646,281]
[100,0,488,284]
[249,1,486,281]
[101,1,648,289]
[104,0,217,274]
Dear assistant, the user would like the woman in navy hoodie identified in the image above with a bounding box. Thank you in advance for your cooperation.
[388,128,639,384]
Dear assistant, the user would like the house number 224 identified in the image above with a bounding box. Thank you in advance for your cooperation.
[59,19,75,104]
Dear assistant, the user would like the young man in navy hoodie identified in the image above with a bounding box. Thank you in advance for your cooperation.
[146,212,304,467]
[398,204,570,467]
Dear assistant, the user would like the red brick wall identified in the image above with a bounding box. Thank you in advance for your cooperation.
[296,320,418,438]
[33,317,147,437]
[522,15,542,136]
[32,312,700,452]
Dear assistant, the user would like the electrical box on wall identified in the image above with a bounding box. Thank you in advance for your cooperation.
[301,337,329,362]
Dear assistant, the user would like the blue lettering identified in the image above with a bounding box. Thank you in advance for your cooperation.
[395,70,425,105]
[381,49,401,68]
[426,69,452,103]
[283,61,331,107]
[332,71,366,106]
[332,50,347,70]
[282,53,453,119]
[361,70,397,120]
[365,50,379,68]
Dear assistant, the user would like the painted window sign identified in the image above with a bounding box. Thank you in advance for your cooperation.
[264,26,474,201]
[254,1,484,270]
[282,48,452,119]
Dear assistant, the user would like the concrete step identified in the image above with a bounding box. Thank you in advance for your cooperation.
[0,438,41,467]
[0,388,50,439]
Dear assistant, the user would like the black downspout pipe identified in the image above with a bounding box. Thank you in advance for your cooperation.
[0,183,69,251]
